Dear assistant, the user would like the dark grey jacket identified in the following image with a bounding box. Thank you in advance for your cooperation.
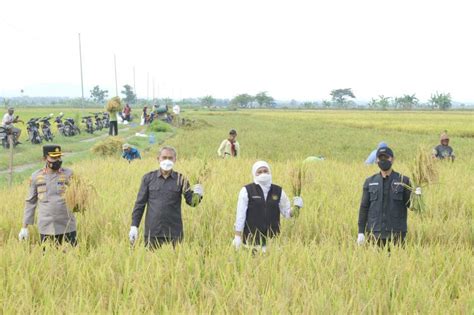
[131,170,199,240]
[358,171,411,238]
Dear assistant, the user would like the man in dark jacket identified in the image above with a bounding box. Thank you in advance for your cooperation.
[128,146,203,249]
[357,147,420,247]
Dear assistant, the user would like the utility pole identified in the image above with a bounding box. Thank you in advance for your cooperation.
[78,33,84,108]
[147,72,149,100]
[133,66,136,99]
[114,54,118,96]
[152,77,155,101]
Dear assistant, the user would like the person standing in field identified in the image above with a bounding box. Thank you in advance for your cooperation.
[106,97,122,136]
[18,145,78,246]
[217,129,240,158]
[432,131,455,161]
[365,141,388,165]
[128,146,204,249]
[122,143,141,162]
[232,161,304,252]
[357,147,421,247]
[2,107,22,144]
[123,103,132,122]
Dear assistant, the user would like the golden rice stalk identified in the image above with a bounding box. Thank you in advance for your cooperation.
[289,162,307,218]
[106,96,123,112]
[65,174,97,213]
[182,159,210,207]
[400,146,438,213]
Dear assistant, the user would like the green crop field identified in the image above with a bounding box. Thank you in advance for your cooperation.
[0,109,473,313]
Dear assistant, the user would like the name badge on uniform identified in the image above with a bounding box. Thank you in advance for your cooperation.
[251,196,262,199]
[369,183,379,186]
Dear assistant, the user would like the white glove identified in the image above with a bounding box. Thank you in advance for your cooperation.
[129,226,138,244]
[19,227,29,241]
[193,184,204,197]
[415,187,422,196]
[232,235,242,249]
[357,233,365,245]
[293,196,304,208]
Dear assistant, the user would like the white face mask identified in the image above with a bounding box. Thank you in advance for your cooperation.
[160,160,174,171]
[255,173,272,186]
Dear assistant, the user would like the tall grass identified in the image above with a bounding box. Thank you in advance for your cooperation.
[0,110,472,313]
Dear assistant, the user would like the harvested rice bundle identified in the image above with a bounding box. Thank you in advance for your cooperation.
[182,159,210,207]
[106,96,123,112]
[65,174,97,213]
[91,137,125,157]
[401,146,438,213]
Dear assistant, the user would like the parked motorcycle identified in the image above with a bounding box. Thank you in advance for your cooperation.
[92,112,103,131]
[26,118,43,144]
[39,114,54,141]
[82,116,94,134]
[0,126,20,149]
[64,117,81,136]
[102,112,110,128]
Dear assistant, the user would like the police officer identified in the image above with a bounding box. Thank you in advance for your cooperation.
[18,145,78,246]
[357,147,420,247]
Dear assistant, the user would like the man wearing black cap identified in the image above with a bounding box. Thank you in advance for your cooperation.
[18,145,78,246]
[357,147,418,247]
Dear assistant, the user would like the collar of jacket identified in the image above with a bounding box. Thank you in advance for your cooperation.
[157,169,177,179]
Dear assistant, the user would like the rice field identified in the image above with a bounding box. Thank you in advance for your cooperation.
[0,110,473,313]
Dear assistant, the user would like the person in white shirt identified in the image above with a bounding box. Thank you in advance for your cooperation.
[2,107,21,143]
[232,161,303,252]
[217,129,240,158]
[172,104,181,115]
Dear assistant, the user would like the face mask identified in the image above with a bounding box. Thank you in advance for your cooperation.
[160,160,174,171]
[48,160,62,171]
[255,173,272,186]
[377,159,392,171]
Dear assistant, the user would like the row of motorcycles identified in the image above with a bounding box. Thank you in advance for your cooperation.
[1,112,110,148]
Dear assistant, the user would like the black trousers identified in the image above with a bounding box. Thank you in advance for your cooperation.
[145,237,180,250]
[369,233,406,248]
[109,121,118,136]
[40,231,77,247]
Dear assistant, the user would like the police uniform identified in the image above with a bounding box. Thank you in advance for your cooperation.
[23,145,77,245]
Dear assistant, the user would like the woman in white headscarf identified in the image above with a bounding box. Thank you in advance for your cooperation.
[232,161,303,251]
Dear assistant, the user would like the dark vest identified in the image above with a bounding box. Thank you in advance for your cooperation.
[243,183,282,245]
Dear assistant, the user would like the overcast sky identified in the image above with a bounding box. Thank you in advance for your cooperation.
[1,0,473,102]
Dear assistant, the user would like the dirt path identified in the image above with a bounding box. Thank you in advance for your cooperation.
[0,127,141,175]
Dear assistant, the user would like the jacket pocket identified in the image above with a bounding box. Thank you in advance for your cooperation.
[37,184,48,202]
[368,186,379,201]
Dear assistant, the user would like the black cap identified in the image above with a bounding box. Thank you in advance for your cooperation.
[43,145,63,158]
[376,147,394,158]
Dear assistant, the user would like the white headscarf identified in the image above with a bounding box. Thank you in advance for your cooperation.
[252,161,272,189]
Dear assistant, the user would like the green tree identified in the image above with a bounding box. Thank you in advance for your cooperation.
[121,84,137,104]
[230,94,254,108]
[394,94,418,110]
[200,95,215,107]
[330,88,355,107]
[430,92,452,110]
[255,91,274,108]
[322,100,332,108]
[90,85,108,103]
